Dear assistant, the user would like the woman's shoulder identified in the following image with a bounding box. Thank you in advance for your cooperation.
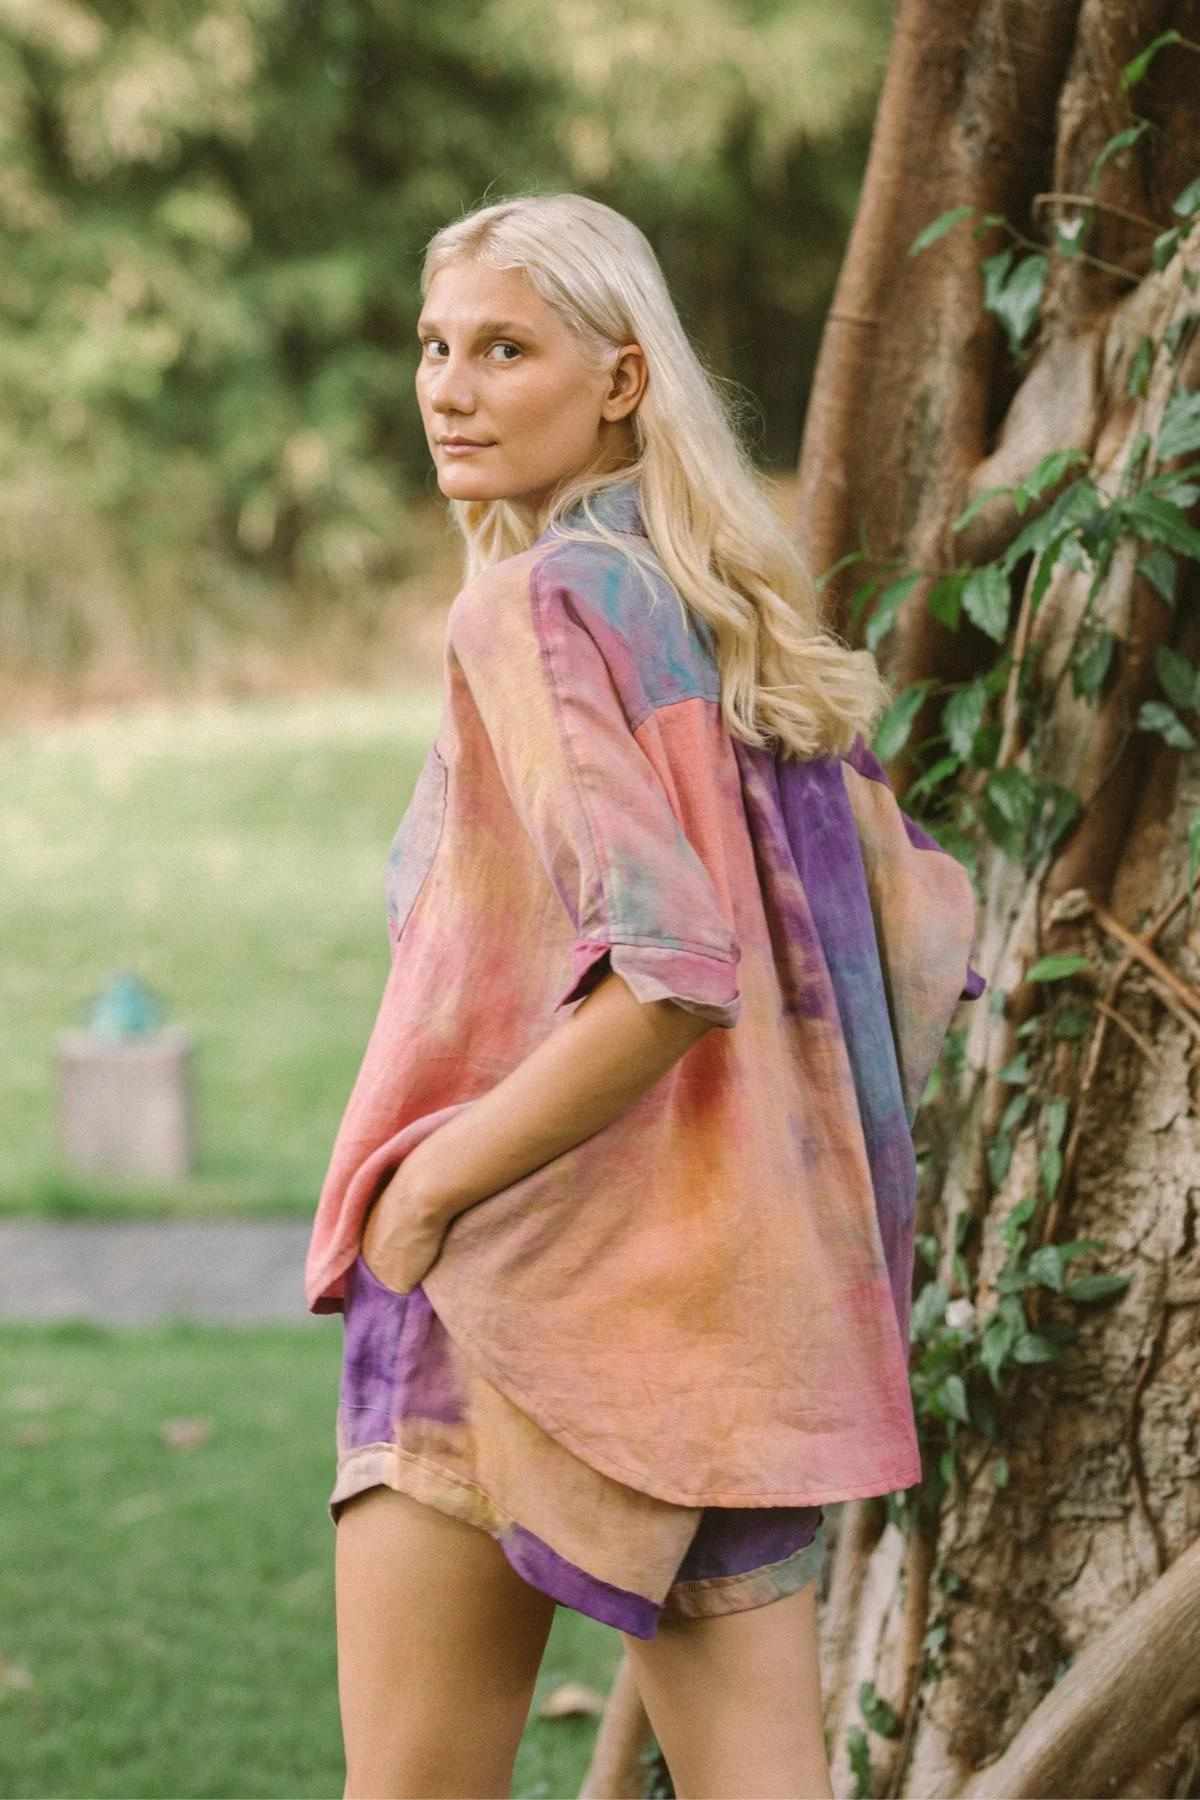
[447,531,719,724]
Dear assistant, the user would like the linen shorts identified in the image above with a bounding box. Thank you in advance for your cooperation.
[329,1251,825,1640]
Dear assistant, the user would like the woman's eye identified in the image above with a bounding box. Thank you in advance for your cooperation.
[419,340,521,361]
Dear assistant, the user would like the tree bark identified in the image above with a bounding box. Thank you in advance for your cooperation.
[793,2,1200,1797]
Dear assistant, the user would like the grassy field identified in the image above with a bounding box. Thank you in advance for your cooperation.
[1,688,446,1219]
[0,1321,625,1799]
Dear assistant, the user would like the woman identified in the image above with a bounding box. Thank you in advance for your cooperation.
[305,191,985,1799]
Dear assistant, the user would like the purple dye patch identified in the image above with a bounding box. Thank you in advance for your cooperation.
[671,1504,823,1584]
[499,1522,661,1638]
[339,1253,465,1449]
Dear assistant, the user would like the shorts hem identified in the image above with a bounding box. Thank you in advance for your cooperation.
[660,1530,826,1623]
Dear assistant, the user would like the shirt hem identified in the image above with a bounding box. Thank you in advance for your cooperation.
[415,1276,923,1507]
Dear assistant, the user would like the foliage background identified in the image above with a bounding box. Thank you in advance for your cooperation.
[1,0,889,710]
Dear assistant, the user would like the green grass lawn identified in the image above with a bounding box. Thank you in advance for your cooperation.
[1,688,446,1219]
[0,1322,626,1799]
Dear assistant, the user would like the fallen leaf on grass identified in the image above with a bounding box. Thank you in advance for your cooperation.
[110,1491,167,1526]
[537,1681,607,1719]
[11,1422,53,1447]
[7,1387,60,1413]
[159,1416,212,1450]
[0,1655,34,1694]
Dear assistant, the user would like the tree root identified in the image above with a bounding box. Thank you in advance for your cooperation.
[579,1651,653,1800]
[961,1535,1200,1797]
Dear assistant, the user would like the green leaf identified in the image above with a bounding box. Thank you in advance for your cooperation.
[938,1373,970,1424]
[983,252,1048,356]
[981,1315,1015,1388]
[1029,782,1082,866]
[846,1725,873,1800]
[1027,953,1092,980]
[1155,644,1200,713]
[993,1455,1010,1488]
[1019,449,1089,505]
[1025,533,1071,617]
[866,573,921,652]
[1138,547,1177,604]
[944,681,988,758]
[1053,213,1088,260]
[1065,1273,1132,1303]
[1027,1244,1065,1292]
[910,205,976,256]
[1121,29,1181,89]
[1127,336,1154,398]
[859,1681,903,1740]
[953,486,1014,533]
[1001,1193,1037,1251]
[1153,226,1183,271]
[872,681,933,763]
[1164,313,1200,362]
[1055,1236,1102,1263]
[927,571,967,629]
[816,548,870,591]
[986,766,1037,830]
[1157,389,1200,460]
[962,564,1011,642]
[1043,1098,1070,1149]
[1173,175,1200,219]
[910,1280,949,1343]
[849,577,881,628]
[987,1135,1014,1186]
[1123,492,1200,559]
[1013,1332,1059,1364]
[906,753,962,804]
[1138,701,1198,750]
[1001,478,1101,573]
[1157,479,1200,508]
[1087,121,1150,189]
[1072,629,1116,699]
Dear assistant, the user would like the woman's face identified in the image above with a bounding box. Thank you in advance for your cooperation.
[415,259,645,519]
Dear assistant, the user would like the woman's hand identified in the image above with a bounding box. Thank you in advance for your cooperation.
[359,1158,452,1295]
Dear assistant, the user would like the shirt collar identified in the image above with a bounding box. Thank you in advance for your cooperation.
[548,474,646,540]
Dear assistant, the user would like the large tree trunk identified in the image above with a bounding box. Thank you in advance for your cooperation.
[583,2,1200,1796]
[797,2,1200,1796]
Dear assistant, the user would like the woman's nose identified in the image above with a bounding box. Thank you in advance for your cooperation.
[427,357,476,414]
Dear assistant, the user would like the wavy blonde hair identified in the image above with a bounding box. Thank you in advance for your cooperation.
[420,191,891,762]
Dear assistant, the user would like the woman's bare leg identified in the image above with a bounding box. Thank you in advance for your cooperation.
[335,1485,557,1798]
[620,1579,834,1799]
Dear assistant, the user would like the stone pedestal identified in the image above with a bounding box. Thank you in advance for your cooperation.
[55,1025,195,1182]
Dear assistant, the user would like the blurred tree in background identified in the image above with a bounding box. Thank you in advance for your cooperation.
[0,0,888,702]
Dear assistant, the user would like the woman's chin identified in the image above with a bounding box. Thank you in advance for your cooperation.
[437,467,504,501]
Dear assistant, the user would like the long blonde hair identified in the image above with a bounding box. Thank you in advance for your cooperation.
[420,191,891,762]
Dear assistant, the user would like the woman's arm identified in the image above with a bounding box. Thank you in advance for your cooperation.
[360,967,716,1291]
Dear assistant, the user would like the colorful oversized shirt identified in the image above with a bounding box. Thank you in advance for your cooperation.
[304,476,985,1508]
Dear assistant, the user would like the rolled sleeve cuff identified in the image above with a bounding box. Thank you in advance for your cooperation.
[557,938,742,1028]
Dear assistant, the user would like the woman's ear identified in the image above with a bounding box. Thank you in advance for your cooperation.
[602,344,647,421]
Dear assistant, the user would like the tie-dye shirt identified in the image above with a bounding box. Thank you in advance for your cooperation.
[304,476,985,1507]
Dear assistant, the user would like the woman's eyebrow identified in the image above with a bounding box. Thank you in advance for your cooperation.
[415,317,532,338]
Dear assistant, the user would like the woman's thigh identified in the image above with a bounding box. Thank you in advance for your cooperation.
[620,1580,833,1800]
[335,1484,557,1799]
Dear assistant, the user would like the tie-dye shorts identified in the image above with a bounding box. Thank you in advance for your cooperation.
[329,1251,825,1640]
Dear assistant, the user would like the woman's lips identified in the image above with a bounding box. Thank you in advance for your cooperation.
[440,440,493,455]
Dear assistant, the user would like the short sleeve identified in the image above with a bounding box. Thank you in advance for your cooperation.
[448,551,742,1028]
